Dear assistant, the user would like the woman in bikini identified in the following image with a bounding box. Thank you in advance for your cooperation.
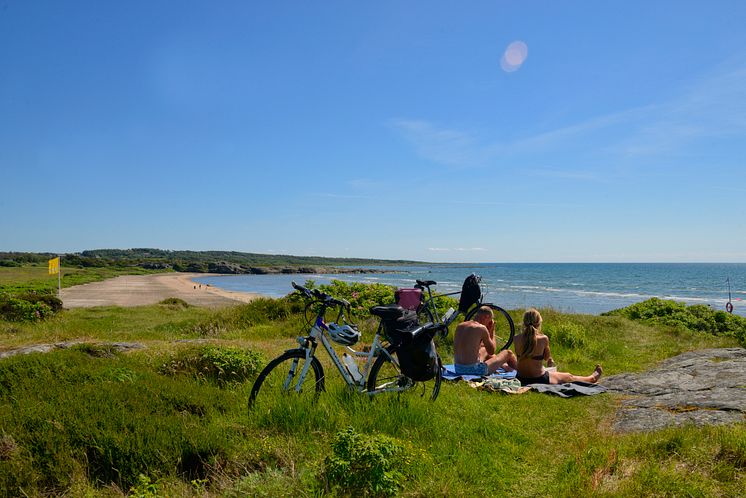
[514,308,603,386]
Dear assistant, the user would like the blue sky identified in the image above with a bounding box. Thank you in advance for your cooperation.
[2,1,745,262]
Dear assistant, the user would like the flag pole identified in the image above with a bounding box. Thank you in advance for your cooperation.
[58,254,62,298]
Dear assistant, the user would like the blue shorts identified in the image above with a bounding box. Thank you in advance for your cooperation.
[454,362,489,376]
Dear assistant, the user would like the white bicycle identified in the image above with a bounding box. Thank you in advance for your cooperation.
[248,282,443,412]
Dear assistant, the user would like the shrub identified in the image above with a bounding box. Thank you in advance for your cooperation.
[18,292,63,313]
[159,345,264,385]
[322,426,411,497]
[159,297,190,308]
[302,280,396,319]
[0,293,54,322]
[603,298,746,345]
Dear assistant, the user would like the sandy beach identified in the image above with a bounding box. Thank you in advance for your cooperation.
[61,273,261,308]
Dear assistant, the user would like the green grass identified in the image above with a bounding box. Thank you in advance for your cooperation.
[0,290,744,496]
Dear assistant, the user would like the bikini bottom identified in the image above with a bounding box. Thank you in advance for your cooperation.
[517,370,551,386]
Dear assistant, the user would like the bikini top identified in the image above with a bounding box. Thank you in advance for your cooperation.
[519,344,545,361]
[518,336,546,361]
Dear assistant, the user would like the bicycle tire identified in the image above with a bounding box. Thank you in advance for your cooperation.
[417,304,435,325]
[464,303,515,351]
[417,303,452,340]
[248,349,325,411]
[366,345,442,401]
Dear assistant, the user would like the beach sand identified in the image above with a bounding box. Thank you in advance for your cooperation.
[61,273,260,308]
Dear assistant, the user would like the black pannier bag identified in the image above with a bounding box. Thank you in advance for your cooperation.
[458,273,482,313]
[381,307,438,381]
[395,326,438,381]
[380,307,418,343]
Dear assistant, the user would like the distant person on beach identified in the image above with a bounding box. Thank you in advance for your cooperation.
[453,306,517,375]
[514,308,602,385]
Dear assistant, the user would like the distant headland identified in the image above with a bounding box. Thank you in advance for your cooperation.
[0,249,426,275]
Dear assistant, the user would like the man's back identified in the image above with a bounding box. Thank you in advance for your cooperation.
[453,320,488,365]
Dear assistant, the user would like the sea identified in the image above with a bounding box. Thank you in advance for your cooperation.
[193,263,746,317]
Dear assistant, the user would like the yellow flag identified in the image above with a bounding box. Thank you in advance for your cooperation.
[48,257,60,275]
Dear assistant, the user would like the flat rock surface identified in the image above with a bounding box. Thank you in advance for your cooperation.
[603,348,746,432]
[0,341,145,359]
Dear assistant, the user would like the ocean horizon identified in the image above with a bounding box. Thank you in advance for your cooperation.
[194,262,746,317]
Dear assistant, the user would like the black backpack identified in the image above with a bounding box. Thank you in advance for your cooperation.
[381,309,438,381]
[395,327,439,381]
[458,274,482,313]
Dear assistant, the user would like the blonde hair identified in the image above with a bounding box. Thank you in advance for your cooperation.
[520,308,542,358]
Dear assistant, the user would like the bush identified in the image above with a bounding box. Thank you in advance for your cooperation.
[322,427,411,497]
[19,291,63,313]
[159,297,190,308]
[603,298,746,345]
[159,345,264,385]
[301,280,396,318]
[0,294,54,322]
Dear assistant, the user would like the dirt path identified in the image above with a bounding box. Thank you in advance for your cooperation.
[61,273,260,308]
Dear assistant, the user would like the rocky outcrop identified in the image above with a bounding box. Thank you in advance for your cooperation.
[0,341,145,359]
[140,262,171,270]
[604,348,746,433]
[195,263,394,275]
[208,262,246,274]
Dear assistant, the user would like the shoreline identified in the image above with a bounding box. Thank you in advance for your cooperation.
[171,272,263,303]
[61,272,262,308]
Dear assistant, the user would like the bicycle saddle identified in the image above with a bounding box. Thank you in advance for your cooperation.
[370,305,407,320]
[416,279,437,287]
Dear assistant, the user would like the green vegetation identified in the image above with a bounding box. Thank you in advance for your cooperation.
[0,249,422,276]
[604,297,746,346]
[0,264,164,295]
[159,345,264,385]
[0,280,744,496]
[0,291,62,322]
[322,427,413,496]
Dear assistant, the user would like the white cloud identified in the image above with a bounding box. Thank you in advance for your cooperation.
[390,61,746,175]
[389,119,485,168]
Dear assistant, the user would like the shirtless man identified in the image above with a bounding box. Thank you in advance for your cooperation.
[453,306,517,376]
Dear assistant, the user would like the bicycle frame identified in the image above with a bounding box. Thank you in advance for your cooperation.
[419,284,462,328]
[297,314,395,393]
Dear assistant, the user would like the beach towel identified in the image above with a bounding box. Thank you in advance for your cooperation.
[442,364,517,382]
[470,377,530,394]
[525,381,607,398]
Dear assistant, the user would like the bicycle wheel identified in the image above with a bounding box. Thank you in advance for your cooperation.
[464,303,515,351]
[248,349,325,411]
[417,303,434,325]
[366,345,442,401]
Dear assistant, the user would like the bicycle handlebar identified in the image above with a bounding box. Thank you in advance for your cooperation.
[291,281,350,309]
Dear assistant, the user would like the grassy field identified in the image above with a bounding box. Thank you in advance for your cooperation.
[0,265,167,295]
[1,271,744,497]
